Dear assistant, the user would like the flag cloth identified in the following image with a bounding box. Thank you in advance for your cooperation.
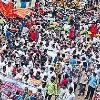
[0,0,32,18]
[14,8,32,18]
[89,24,98,37]
[30,31,38,41]
[69,28,75,39]
[0,0,17,18]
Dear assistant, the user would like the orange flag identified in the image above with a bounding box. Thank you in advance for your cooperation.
[0,0,32,18]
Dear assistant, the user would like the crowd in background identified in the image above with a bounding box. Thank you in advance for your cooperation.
[0,0,100,100]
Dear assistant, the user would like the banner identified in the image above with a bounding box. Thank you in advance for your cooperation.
[0,74,37,99]
[0,0,32,18]
[14,8,32,18]
[0,0,17,18]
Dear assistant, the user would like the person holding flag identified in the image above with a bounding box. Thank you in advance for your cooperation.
[89,21,98,37]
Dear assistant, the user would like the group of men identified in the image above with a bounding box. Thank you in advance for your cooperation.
[0,0,100,100]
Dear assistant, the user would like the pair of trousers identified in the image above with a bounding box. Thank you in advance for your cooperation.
[74,82,77,92]
[45,93,52,100]
[86,85,95,99]
[79,83,86,94]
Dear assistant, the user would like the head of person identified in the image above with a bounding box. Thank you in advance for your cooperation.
[50,67,54,73]
[25,75,29,81]
[0,80,2,86]
[69,78,72,83]
[41,67,45,73]
[51,76,55,82]
[62,84,67,89]
[24,87,28,93]
[93,72,97,77]
[7,91,11,97]
[16,91,20,95]
[65,73,69,79]
[3,66,6,72]
[36,71,40,77]
[73,55,76,59]
[8,62,11,67]
[37,89,42,93]
[57,52,60,57]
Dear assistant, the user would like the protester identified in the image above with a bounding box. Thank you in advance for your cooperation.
[85,72,99,100]
[78,70,87,96]
[0,0,99,100]
[45,76,57,100]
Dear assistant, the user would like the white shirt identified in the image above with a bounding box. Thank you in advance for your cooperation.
[41,71,47,80]
[33,68,41,76]
[68,82,74,92]
[23,65,29,75]
[15,72,23,80]
[63,92,75,100]
[59,88,69,100]
[6,65,13,76]
[0,61,6,69]
[48,71,56,81]
[20,38,25,44]
[28,61,33,68]
[15,41,19,46]
[21,27,29,35]
[4,24,9,35]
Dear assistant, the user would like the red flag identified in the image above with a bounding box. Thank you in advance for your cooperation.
[39,8,44,16]
[89,24,98,37]
[30,31,38,41]
[26,21,32,29]
[69,28,75,39]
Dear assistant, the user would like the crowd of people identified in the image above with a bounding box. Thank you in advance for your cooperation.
[0,0,100,100]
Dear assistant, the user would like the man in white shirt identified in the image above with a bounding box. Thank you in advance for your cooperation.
[48,67,56,81]
[63,87,75,100]
[4,24,9,36]
[6,62,13,76]
[68,78,74,92]
[59,84,69,100]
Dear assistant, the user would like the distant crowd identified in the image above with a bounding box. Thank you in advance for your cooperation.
[0,0,100,100]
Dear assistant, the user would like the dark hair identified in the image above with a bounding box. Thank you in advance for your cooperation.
[37,71,40,75]
[38,89,41,93]
[51,76,55,81]
[16,91,20,95]
[50,67,54,71]
[65,73,69,78]
[69,78,72,83]
[73,55,76,59]
[69,87,73,94]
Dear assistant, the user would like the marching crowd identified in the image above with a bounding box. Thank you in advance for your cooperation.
[0,0,100,100]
